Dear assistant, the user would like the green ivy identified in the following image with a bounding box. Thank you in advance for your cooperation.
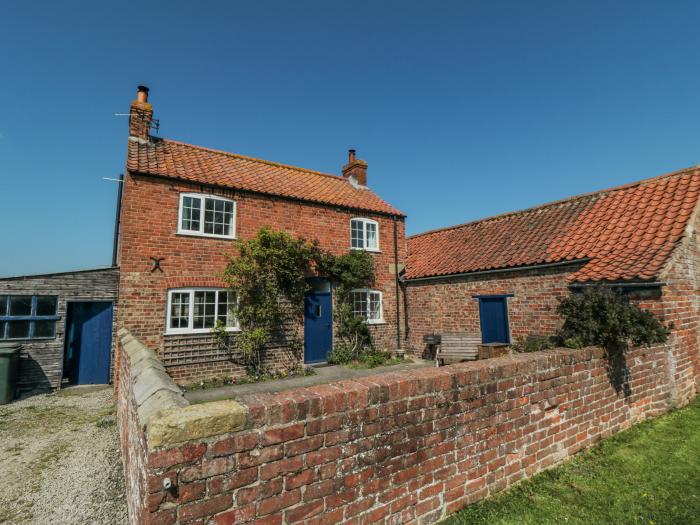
[317,250,376,359]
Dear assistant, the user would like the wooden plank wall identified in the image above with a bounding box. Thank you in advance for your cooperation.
[0,267,119,392]
[438,332,481,363]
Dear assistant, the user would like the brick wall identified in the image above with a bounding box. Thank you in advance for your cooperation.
[117,173,406,384]
[404,264,582,355]
[658,207,700,394]
[119,333,696,525]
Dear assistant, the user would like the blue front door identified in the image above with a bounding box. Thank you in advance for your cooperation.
[65,301,113,385]
[478,297,510,344]
[304,285,332,364]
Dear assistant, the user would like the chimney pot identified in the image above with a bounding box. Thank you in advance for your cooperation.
[342,149,368,186]
[136,85,149,103]
[129,85,153,140]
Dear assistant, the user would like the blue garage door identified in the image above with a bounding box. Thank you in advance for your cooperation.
[478,296,511,344]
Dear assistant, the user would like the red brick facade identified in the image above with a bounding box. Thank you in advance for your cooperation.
[117,173,406,383]
[405,263,582,355]
[405,209,700,395]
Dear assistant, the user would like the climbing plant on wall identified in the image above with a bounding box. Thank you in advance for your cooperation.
[218,227,375,375]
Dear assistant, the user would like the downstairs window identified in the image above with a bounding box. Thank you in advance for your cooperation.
[350,289,383,324]
[166,289,239,334]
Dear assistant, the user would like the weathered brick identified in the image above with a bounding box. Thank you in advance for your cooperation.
[260,457,304,480]
[262,423,305,445]
[285,469,316,490]
[284,435,324,457]
[179,493,232,523]
[258,488,301,515]
[285,499,325,523]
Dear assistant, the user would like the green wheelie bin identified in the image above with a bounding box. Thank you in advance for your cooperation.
[0,343,20,404]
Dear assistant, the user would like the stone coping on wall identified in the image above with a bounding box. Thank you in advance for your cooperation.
[121,326,612,450]
[119,329,249,448]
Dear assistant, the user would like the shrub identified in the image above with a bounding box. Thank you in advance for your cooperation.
[557,286,671,396]
[512,335,556,353]
[327,345,355,365]
[563,337,584,349]
[362,351,390,368]
[557,286,670,353]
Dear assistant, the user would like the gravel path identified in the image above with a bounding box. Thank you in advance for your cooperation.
[0,386,128,524]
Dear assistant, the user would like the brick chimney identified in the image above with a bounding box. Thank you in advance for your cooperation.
[129,85,153,140]
[342,149,368,187]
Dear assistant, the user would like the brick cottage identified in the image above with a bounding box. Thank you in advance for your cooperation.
[117,87,406,383]
[405,169,700,401]
[113,87,700,525]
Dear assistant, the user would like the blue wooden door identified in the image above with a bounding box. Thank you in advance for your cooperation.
[304,290,332,363]
[65,302,113,385]
[478,297,510,344]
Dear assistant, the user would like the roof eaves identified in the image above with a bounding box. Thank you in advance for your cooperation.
[406,257,590,282]
[128,169,405,217]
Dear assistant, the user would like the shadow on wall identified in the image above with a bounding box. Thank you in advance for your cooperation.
[17,354,53,397]
[606,347,632,398]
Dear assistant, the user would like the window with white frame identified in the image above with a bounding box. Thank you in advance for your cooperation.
[178,193,236,238]
[350,218,379,251]
[166,289,238,334]
[350,289,383,324]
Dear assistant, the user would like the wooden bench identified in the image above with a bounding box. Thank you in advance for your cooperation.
[436,332,481,366]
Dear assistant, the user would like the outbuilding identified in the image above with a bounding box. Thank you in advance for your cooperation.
[0,267,119,393]
[405,167,699,400]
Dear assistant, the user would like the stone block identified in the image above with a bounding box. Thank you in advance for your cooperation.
[146,400,248,448]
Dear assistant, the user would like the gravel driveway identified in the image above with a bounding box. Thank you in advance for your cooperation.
[0,386,128,524]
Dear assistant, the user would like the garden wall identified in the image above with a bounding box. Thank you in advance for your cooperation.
[117,330,696,525]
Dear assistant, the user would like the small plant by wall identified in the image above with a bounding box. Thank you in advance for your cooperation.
[511,335,556,353]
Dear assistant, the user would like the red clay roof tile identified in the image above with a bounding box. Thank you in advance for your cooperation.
[126,137,403,216]
[407,167,700,283]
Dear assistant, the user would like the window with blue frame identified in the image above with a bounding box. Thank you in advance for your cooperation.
[0,295,59,340]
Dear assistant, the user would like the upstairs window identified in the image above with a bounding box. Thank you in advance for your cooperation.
[178,193,236,239]
[350,289,383,324]
[166,289,239,334]
[0,295,59,340]
[350,218,379,251]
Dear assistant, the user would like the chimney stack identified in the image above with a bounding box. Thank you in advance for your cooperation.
[342,149,368,187]
[129,85,153,140]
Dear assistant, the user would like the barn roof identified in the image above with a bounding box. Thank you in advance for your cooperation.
[406,167,700,283]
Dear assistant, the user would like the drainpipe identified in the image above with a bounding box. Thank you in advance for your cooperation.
[400,275,410,342]
[393,217,401,350]
[112,174,124,267]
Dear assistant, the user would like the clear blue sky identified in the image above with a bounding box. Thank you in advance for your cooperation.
[2,1,700,277]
